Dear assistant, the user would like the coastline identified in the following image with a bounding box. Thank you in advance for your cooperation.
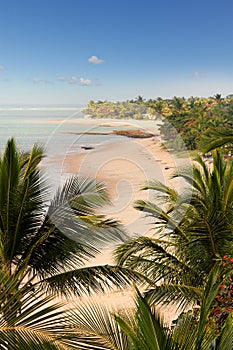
[61,135,188,324]
[61,133,189,241]
[43,118,192,324]
[43,117,191,254]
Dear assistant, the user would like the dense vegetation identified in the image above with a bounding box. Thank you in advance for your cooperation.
[83,94,233,150]
[115,151,233,329]
[0,97,233,347]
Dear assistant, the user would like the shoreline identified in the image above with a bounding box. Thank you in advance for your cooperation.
[62,134,186,324]
[61,135,189,237]
[43,119,192,325]
[42,116,191,249]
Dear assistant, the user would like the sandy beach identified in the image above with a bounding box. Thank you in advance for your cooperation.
[44,119,192,324]
[44,118,191,263]
[61,134,189,236]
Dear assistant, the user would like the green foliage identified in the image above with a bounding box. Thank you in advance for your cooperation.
[208,256,233,332]
[115,152,233,308]
[199,126,233,153]
[160,96,233,151]
[83,95,233,151]
[69,266,233,349]
[0,138,134,301]
[83,100,148,119]
[0,271,79,349]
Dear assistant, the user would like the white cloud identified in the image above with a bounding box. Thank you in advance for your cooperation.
[31,77,51,84]
[80,77,92,86]
[191,71,206,78]
[0,65,5,71]
[88,55,105,64]
[57,76,67,81]
[69,76,78,84]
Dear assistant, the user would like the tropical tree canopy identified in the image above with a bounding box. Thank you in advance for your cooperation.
[83,95,233,150]
[199,126,233,153]
[68,265,233,350]
[115,151,233,307]
[0,138,134,300]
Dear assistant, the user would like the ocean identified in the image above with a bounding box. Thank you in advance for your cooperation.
[0,107,122,153]
[0,107,188,237]
[0,107,161,192]
[0,106,163,157]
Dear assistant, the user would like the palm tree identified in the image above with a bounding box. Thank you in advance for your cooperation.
[170,96,185,112]
[199,127,233,153]
[115,152,233,307]
[0,271,79,349]
[72,264,233,350]
[0,269,130,349]
[135,95,145,103]
[0,138,134,303]
[213,94,223,103]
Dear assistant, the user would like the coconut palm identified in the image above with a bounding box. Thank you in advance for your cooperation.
[0,271,79,349]
[72,264,233,350]
[199,127,233,153]
[115,151,233,307]
[2,263,232,349]
[0,268,131,350]
[0,138,134,302]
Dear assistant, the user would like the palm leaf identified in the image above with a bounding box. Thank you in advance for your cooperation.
[0,273,79,349]
[145,283,201,311]
[40,265,142,297]
[0,138,132,301]
[115,288,178,350]
[198,127,233,153]
[69,301,131,350]
[215,313,233,350]
[115,236,198,288]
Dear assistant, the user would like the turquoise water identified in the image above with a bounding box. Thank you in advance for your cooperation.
[0,108,76,150]
[0,108,125,156]
[0,109,184,236]
[0,108,161,158]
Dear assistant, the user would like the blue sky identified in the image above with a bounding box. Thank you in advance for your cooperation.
[0,0,232,105]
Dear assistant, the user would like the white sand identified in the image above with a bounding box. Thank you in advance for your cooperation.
[62,135,189,238]
[44,119,192,324]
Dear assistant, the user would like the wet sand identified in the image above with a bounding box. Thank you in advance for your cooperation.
[44,119,192,324]
[61,136,188,235]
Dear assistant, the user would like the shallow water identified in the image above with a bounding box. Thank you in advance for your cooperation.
[0,107,161,190]
[0,107,190,242]
[0,108,159,152]
[0,108,114,153]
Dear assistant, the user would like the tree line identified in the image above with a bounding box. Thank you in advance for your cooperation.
[0,100,233,348]
[83,94,233,151]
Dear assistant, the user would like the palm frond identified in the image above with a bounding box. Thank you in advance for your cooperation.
[0,138,50,278]
[115,288,178,350]
[194,264,221,349]
[19,212,127,281]
[14,174,127,285]
[0,138,21,264]
[51,177,110,216]
[21,142,45,178]
[115,236,196,286]
[69,301,131,350]
[134,200,188,241]
[145,284,201,311]
[39,265,142,298]
[216,314,233,350]
[198,127,233,153]
[0,273,80,349]
[142,181,179,202]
